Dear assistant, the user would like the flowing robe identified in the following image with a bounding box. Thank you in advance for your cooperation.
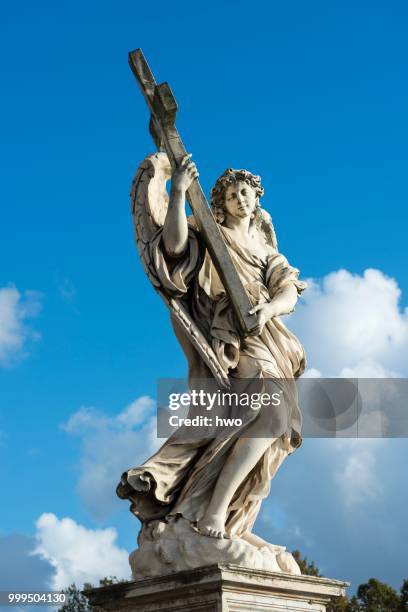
[117,222,306,538]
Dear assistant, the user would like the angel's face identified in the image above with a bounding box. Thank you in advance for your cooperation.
[224,181,257,219]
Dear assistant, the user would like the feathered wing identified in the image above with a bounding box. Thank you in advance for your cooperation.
[259,208,278,250]
[131,152,229,387]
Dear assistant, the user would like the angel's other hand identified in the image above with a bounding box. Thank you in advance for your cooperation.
[248,302,276,336]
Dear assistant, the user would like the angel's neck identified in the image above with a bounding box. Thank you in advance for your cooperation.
[223,213,251,237]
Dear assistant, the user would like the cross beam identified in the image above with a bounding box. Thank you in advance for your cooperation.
[128,48,258,336]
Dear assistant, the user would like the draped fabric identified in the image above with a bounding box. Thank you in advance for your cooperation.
[117,222,306,537]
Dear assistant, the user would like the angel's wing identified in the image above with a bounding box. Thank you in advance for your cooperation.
[259,208,278,250]
[131,152,229,388]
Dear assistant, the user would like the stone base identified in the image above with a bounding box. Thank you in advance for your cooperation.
[86,563,348,611]
[130,517,302,578]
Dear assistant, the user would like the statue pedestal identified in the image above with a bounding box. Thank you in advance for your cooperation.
[86,563,348,611]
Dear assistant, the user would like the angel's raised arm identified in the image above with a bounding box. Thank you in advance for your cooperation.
[162,155,199,257]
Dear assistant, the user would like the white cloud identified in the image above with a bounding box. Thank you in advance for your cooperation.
[287,268,408,516]
[0,286,41,365]
[62,397,163,520]
[32,513,130,589]
[339,360,399,378]
[333,439,384,509]
[290,268,408,376]
[302,367,322,378]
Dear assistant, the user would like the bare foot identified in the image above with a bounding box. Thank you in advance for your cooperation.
[196,513,226,539]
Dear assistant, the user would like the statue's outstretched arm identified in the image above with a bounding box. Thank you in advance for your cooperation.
[267,282,299,317]
[162,155,199,257]
[246,252,306,335]
[249,283,298,335]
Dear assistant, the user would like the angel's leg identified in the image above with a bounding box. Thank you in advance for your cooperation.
[196,433,288,538]
[196,437,271,538]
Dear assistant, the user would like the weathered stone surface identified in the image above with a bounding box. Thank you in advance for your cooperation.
[86,563,348,612]
[129,516,301,579]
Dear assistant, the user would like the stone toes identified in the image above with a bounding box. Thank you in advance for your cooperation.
[206,527,223,539]
[196,521,225,539]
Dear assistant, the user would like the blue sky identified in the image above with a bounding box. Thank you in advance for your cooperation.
[1,0,407,596]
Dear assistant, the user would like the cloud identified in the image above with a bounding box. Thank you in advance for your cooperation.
[62,397,162,520]
[32,513,130,590]
[339,360,399,378]
[334,439,384,508]
[287,270,406,525]
[0,286,42,366]
[287,268,408,514]
[257,269,408,588]
[290,268,408,376]
[257,437,408,589]
[302,367,322,378]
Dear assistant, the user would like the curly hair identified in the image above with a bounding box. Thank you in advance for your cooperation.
[210,168,264,225]
[210,168,277,248]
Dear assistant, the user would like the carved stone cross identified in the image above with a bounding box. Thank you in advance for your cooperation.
[128,48,258,336]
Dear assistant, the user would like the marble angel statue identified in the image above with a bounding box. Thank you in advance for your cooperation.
[117,152,307,578]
